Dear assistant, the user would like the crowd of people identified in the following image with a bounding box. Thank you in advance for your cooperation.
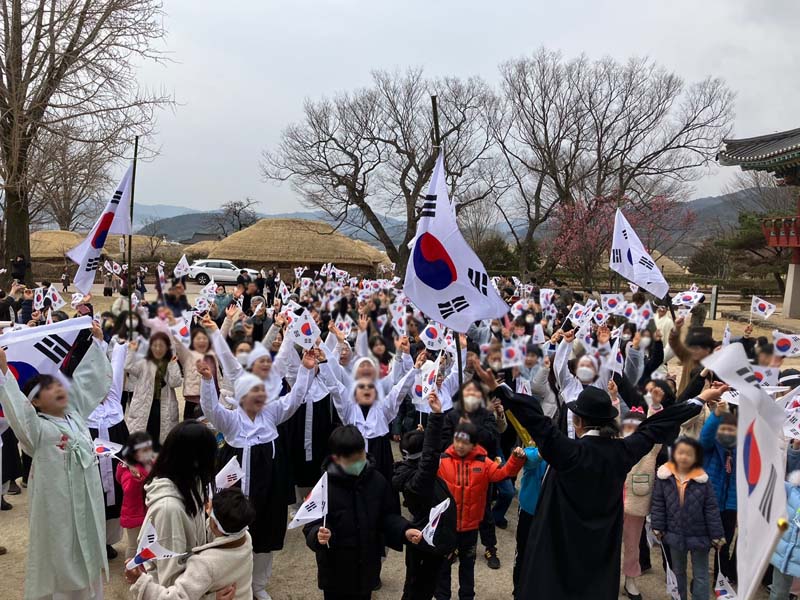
[0,265,796,600]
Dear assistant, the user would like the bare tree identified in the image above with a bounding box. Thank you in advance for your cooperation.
[491,49,734,273]
[140,216,166,259]
[210,198,260,237]
[0,0,171,277]
[458,196,500,251]
[262,69,495,273]
[725,170,796,216]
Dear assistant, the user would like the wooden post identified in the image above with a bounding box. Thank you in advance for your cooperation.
[127,136,139,335]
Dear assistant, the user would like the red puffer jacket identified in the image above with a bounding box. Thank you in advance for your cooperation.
[437,444,525,531]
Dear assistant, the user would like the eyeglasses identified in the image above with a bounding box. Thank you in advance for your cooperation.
[357,383,375,390]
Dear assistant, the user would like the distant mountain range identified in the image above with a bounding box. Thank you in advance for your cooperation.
[134,189,782,259]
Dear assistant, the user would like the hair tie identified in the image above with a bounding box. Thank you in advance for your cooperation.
[629,406,645,414]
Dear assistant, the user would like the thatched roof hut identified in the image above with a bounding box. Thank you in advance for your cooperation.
[184,239,220,258]
[208,219,389,273]
[30,230,184,263]
[30,230,84,261]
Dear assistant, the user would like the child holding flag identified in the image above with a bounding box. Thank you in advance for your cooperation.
[0,322,112,600]
[117,431,155,560]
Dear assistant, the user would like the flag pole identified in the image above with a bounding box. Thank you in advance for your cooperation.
[127,136,139,336]
[431,94,464,384]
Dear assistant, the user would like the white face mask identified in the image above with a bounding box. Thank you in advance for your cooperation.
[491,325,501,333]
[525,315,535,324]
[621,334,631,342]
[236,352,250,367]
[463,394,482,412]
[644,392,653,405]
[130,318,139,329]
[576,366,595,383]
[489,361,502,371]
[640,337,651,349]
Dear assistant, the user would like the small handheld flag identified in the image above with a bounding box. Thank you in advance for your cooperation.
[288,472,328,530]
[750,295,776,320]
[609,209,669,298]
[773,330,800,357]
[173,255,191,278]
[215,456,245,491]
[422,498,450,546]
[287,310,320,350]
[125,521,186,570]
[93,438,123,457]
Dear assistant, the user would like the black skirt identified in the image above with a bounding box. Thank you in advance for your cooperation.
[1,428,22,484]
[219,438,291,553]
[366,433,399,513]
[89,419,130,520]
[285,397,337,488]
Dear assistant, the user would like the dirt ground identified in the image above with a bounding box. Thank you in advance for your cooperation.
[0,289,780,599]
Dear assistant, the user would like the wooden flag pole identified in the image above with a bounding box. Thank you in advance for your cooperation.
[127,136,139,336]
[430,95,464,385]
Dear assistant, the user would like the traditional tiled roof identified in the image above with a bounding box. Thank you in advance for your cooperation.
[718,128,800,173]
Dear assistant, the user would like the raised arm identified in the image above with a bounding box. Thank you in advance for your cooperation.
[69,332,114,420]
[266,352,317,425]
[0,352,41,454]
[380,355,422,423]
[318,361,354,424]
[103,342,129,418]
[209,328,244,384]
[198,364,239,439]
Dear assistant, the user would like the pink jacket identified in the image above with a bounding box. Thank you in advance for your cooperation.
[116,462,149,528]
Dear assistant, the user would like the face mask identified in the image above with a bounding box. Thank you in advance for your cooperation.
[491,325,501,333]
[640,338,651,349]
[621,334,631,342]
[130,318,139,329]
[342,459,367,476]
[644,392,654,405]
[525,315,535,324]
[576,366,595,383]
[463,394,482,412]
[489,361,502,371]
[137,450,155,466]
[717,434,736,448]
[236,352,250,367]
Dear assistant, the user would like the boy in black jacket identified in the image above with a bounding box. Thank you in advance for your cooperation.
[393,391,457,600]
[304,425,423,600]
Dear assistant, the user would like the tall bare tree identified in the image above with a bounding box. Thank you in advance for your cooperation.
[262,69,495,273]
[210,198,260,237]
[490,49,734,273]
[0,0,170,277]
[725,170,796,216]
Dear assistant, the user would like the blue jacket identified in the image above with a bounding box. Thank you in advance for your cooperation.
[651,464,724,551]
[519,446,547,515]
[771,479,800,577]
[700,412,737,511]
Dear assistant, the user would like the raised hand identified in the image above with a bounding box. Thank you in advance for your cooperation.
[414,349,427,370]
[196,359,213,380]
[428,391,442,414]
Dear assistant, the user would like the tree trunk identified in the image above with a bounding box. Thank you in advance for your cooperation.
[4,186,32,282]
[774,270,786,295]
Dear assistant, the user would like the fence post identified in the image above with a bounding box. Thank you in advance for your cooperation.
[710,285,719,320]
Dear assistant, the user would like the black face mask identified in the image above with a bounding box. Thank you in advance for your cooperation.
[717,433,736,448]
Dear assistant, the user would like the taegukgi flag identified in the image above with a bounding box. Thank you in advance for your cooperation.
[609,209,669,298]
[750,296,776,320]
[773,330,800,357]
[703,344,786,600]
[215,455,245,491]
[126,521,186,570]
[67,164,134,295]
[404,151,508,332]
[288,472,328,529]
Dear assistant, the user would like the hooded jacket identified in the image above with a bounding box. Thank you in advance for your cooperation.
[142,477,208,587]
[699,411,737,511]
[771,471,800,577]
[392,412,457,556]
[650,463,724,551]
[117,463,149,529]
[437,443,525,531]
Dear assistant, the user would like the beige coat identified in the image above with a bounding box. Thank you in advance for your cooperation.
[124,354,183,443]
[172,340,222,400]
[624,443,661,517]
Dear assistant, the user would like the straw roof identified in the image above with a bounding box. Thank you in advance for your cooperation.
[209,219,386,269]
[184,239,220,257]
[353,239,392,266]
[30,230,184,262]
[651,251,689,276]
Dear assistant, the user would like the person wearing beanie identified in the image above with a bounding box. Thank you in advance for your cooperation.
[198,349,318,600]
[621,406,661,600]
[392,392,457,600]
[435,422,526,600]
[171,324,223,420]
[699,399,739,584]
[474,359,726,600]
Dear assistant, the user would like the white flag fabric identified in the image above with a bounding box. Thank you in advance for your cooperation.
[0,317,92,389]
[714,569,738,599]
[287,310,320,350]
[539,288,555,308]
[215,456,245,491]
[391,312,408,337]
[33,287,45,310]
[702,344,786,600]
[722,323,732,347]
[288,472,328,529]
[420,354,442,402]
[501,343,525,369]
[751,296,776,319]
[605,338,625,375]
[67,164,134,294]
[174,255,191,278]
[421,322,446,352]
[333,314,354,338]
[93,438,123,457]
[45,286,67,311]
[752,366,779,387]
[125,521,186,570]
[169,315,192,348]
[672,290,704,307]
[422,498,451,546]
[773,330,800,357]
[199,280,217,301]
[600,293,625,314]
[530,324,546,345]
[404,151,508,333]
[609,209,669,298]
[659,543,681,600]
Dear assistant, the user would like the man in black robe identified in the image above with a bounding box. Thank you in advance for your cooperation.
[474,363,726,600]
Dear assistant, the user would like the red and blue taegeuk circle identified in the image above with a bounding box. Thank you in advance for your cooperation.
[413,233,457,291]
[8,361,41,389]
[776,338,792,353]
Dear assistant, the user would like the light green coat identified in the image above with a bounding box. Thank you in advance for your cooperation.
[1,341,113,599]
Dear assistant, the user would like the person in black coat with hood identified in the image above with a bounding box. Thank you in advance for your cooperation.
[472,361,727,600]
[304,425,423,600]
[393,392,457,600]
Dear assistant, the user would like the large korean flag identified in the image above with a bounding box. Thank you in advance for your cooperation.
[67,164,134,294]
[404,152,508,332]
[609,209,669,299]
[0,317,93,388]
[703,343,787,600]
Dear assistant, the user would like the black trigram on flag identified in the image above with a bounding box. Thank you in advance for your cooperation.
[420,194,436,218]
[438,296,469,319]
[735,367,760,387]
[611,249,622,264]
[34,334,72,364]
[759,464,778,521]
[110,189,123,206]
[638,256,655,270]
[468,268,488,295]
[304,501,318,512]
[225,474,239,483]
[621,228,629,240]
[85,256,101,273]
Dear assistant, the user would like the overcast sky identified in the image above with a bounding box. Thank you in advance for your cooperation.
[130,0,798,213]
